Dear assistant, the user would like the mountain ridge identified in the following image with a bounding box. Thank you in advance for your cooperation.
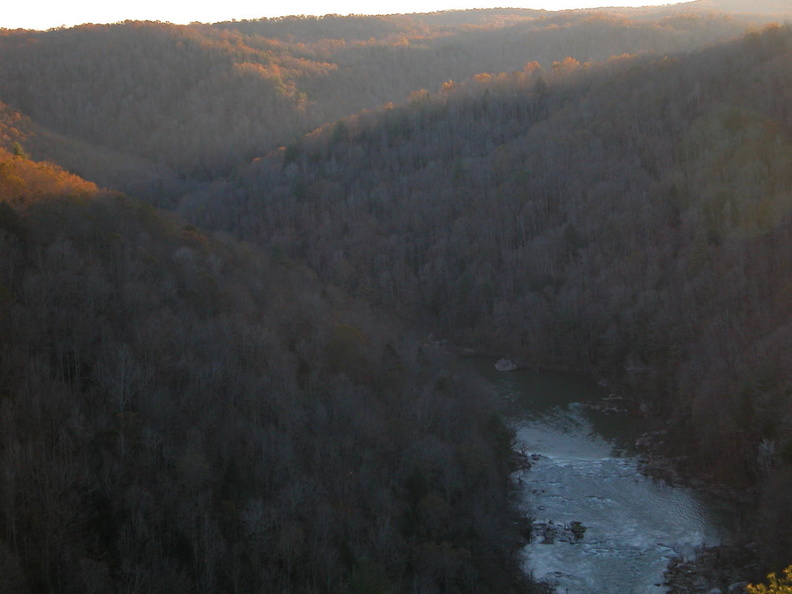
[0,6,769,201]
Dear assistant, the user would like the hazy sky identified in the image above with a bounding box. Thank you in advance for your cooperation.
[6,0,686,31]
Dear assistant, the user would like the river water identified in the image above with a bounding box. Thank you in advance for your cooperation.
[469,360,733,594]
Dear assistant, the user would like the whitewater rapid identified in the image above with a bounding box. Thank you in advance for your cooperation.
[513,406,728,593]
[466,359,732,593]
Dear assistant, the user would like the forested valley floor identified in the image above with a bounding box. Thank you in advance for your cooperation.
[2,3,792,592]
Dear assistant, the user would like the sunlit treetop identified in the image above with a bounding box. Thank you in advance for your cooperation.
[748,567,792,594]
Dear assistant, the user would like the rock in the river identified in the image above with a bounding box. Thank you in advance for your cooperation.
[540,522,557,544]
[512,449,532,470]
[531,520,587,544]
[495,358,518,371]
[570,521,587,540]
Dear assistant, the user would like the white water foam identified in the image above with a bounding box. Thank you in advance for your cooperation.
[516,405,726,594]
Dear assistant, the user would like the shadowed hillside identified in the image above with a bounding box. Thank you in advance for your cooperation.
[2,6,792,590]
[0,148,530,593]
[181,23,792,568]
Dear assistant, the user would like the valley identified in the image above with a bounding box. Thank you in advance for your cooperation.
[2,2,792,591]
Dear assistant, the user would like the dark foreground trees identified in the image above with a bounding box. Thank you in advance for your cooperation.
[0,148,531,593]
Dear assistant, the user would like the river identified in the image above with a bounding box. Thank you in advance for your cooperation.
[468,359,734,594]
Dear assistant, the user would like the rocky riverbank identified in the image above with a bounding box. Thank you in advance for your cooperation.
[570,388,763,593]
[462,351,766,593]
[662,544,761,593]
[631,425,763,593]
[634,427,758,505]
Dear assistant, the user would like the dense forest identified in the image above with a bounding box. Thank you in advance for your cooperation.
[2,1,792,592]
[0,3,766,200]
[184,22,792,567]
[0,147,530,592]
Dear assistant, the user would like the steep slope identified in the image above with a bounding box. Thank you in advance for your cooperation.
[0,8,758,201]
[182,24,792,568]
[0,99,185,202]
[0,149,528,593]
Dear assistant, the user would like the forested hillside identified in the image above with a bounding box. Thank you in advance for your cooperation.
[0,7,758,201]
[180,24,792,568]
[0,148,529,592]
[693,0,792,15]
[3,4,792,591]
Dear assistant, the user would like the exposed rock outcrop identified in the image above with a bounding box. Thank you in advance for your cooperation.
[495,358,519,371]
